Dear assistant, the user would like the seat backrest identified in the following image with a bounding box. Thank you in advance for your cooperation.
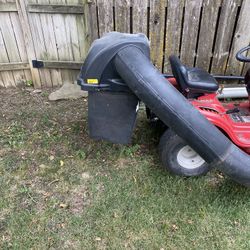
[245,69,250,104]
[246,69,250,93]
[169,55,188,93]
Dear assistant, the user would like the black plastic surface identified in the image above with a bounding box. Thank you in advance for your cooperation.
[88,91,139,144]
[32,60,44,69]
[169,55,219,93]
[78,32,150,91]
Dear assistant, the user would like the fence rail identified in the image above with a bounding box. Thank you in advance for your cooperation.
[0,0,249,88]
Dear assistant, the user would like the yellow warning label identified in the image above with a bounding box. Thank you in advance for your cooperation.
[87,79,99,84]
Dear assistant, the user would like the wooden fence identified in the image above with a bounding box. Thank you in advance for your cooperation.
[0,0,88,88]
[0,0,250,88]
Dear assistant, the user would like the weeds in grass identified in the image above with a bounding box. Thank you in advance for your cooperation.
[0,121,27,148]
[25,80,33,87]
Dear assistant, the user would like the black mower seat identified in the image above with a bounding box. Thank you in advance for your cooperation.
[169,55,219,93]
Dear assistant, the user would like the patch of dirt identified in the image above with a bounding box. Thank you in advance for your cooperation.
[68,185,91,215]
[81,172,91,180]
[63,239,81,249]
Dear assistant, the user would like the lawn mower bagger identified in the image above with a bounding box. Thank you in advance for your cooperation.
[77,32,250,187]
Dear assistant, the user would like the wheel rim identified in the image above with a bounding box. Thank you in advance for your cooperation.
[176,145,205,169]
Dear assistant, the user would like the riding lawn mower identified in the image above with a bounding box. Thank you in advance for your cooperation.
[77,32,250,187]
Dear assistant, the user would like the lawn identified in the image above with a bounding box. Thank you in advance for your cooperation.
[1,87,250,249]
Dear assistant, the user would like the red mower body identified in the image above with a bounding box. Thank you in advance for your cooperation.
[168,77,250,154]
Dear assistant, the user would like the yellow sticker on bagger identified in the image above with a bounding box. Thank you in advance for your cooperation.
[87,79,99,84]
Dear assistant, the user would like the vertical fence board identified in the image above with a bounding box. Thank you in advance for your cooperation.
[211,0,241,74]
[67,0,88,81]
[29,0,52,87]
[114,0,130,33]
[97,0,113,36]
[36,0,53,87]
[3,13,25,86]
[16,0,41,87]
[0,74,4,88]
[0,23,15,87]
[40,13,62,86]
[0,8,7,88]
[196,0,222,71]
[149,0,166,70]
[164,0,184,72]
[65,13,79,82]
[39,0,61,87]
[53,13,72,84]
[10,12,32,82]
[76,7,88,60]
[29,13,53,87]
[131,0,148,34]
[67,0,82,80]
[0,68,4,87]
[50,0,73,84]
[0,15,20,64]
[86,0,98,43]
[226,0,250,76]
[0,0,25,87]
[180,0,203,67]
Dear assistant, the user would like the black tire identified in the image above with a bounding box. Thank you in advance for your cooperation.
[159,129,210,176]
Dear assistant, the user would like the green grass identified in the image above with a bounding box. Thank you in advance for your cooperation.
[1,88,250,249]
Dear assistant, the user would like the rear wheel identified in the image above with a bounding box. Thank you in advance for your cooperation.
[159,129,210,176]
